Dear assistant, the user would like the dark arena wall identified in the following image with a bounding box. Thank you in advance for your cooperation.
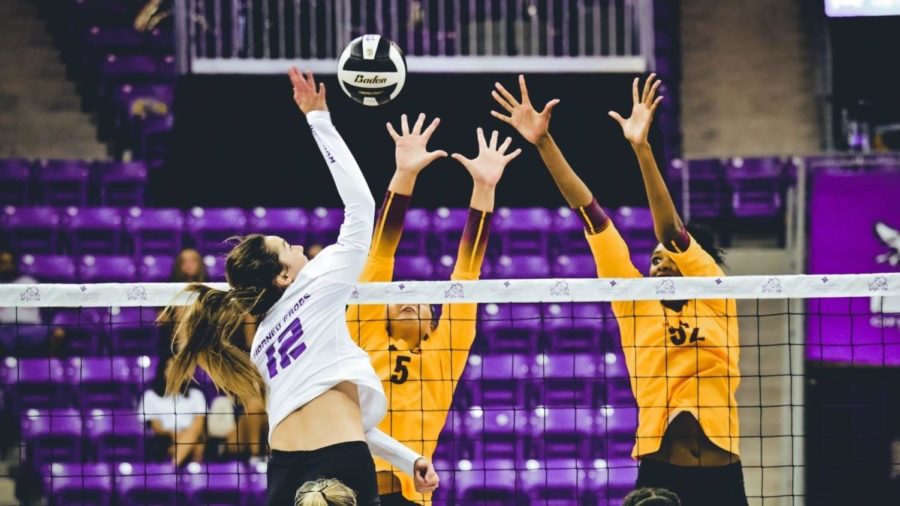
[158,72,666,208]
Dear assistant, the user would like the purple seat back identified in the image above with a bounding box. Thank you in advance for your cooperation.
[247,207,308,246]
[116,461,186,503]
[203,254,226,281]
[491,255,551,279]
[684,159,728,219]
[552,207,590,255]
[397,208,431,255]
[186,207,248,254]
[433,207,468,255]
[493,207,552,256]
[33,160,90,206]
[64,207,124,255]
[462,354,532,382]
[1,357,66,385]
[21,408,84,463]
[138,254,174,282]
[551,254,596,278]
[0,158,31,205]
[43,462,113,506]
[19,254,77,282]
[84,408,147,462]
[531,407,597,436]
[726,157,786,218]
[3,206,62,253]
[50,308,107,355]
[95,161,148,206]
[308,207,343,246]
[124,207,184,255]
[181,461,248,502]
[108,306,160,356]
[67,356,136,409]
[392,255,435,280]
[79,255,137,282]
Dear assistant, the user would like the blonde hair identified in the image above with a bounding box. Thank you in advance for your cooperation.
[294,479,357,506]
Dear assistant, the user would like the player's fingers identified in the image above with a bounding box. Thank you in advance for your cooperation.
[641,73,656,103]
[491,90,515,112]
[476,127,487,148]
[427,150,449,163]
[498,136,512,154]
[317,82,326,98]
[541,98,560,117]
[422,117,441,138]
[287,67,301,86]
[647,79,661,104]
[489,130,499,150]
[651,96,664,113]
[386,122,400,141]
[450,153,473,168]
[504,147,523,161]
[491,111,513,124]
[608,110,625,126]
[631,77,639,104]
[518,74,531,105]
[401,113,410,135]
[495,82,520,107]
[412,112,426,135]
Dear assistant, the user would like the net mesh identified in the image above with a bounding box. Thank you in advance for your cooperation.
[0,274,898,505]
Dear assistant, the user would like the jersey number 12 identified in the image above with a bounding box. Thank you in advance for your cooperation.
[265,318,307,379]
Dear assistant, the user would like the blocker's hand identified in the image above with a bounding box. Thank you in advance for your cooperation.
[451,128,522,188]
[608,73,663,146]
[413,457,440,493]
[387,113,448,175]
[491,75,560,145]
[289,67,327,115]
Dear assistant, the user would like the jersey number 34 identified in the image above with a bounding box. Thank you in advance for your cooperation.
[265,318,307,379]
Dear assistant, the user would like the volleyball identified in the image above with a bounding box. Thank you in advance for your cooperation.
[337,34,407,106]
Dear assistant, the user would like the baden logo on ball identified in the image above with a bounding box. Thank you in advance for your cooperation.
[337,34,407,106]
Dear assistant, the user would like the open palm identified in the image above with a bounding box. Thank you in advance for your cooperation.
[491,75,560,145]
[609,73,663,146]
[451,128,521,187]
[386,113,447,175]
[288,67,327,115]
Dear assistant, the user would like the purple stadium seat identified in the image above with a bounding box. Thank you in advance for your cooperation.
[244,461,268,505]
[586,458,639,497]
[308,207,343,246]
[433,252,493,279]
[518,458,584,500]
[78,255,137,282]
[64,207,124,255]
[33,160,90,206]
[108,306,160,356]
[397,208,431,256]
[534,354,599,380]
[186,207,248,254]
[602,405,638,437]
[462,354,531,408]
[43,462,113,506]
[138,254,174,282]
[630,252,651,276]
[466,408,531,461]
[531,407,597,437]
[84,409,147,462]
[493,207,552,256]
[109,83,175,140]
[124,207,184,256]
[132,113,174,163]
[529,354,601,407]
[455,463,522,504]
[50,308,107,355]
[66,356,136,409]
[615,207,657,252]
[543,308,605,353]
[490,255,551,280]
[392,255,435,280]
[1,358,68,410]
[95,161,148,206]
[21,408,83,464]
[203,254,226,281]
[116,462,188,506]
[551,254,596,278]
[600,350,629,379]
[462,354,532,382]
[684,159,728,219]
[479,303,542,352]
[3,206,63,253]
[247,207,309,246]
[432,207,468,255]
[180,461,248,505]
[19,254,77,283]
[551,207,587,255]
[129,355,158,391]
[727,157,785,218]
[0,158,31,205]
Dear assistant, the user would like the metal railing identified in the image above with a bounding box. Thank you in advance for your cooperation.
[175,0,654,74]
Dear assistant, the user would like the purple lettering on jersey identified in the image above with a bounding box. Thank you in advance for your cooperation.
[265,317,307,379]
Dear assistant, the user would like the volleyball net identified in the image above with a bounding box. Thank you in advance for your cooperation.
[1,273,898,505]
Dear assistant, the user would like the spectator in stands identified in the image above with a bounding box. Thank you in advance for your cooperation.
[140,352,207,466]
[134,0,172,32]
[305,243,324,260]
[171,247,206,283]
[0,249,64,356]
[624,487,681,506]
[295,478,358,506]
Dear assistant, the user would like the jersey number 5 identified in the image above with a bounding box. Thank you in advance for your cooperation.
[390,355,411,384]
[265,318,307,379]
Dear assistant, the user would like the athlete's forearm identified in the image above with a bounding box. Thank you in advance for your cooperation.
[366,427,422,478]
[632,142,688,250]
[535,134,594,209]
[454,207,492,274]
[370,191,411,259]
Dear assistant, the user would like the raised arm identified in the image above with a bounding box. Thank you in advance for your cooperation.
[348,113,447,349]
[289,68,376,282]
[609,74,688,252]
[366,428,440,493]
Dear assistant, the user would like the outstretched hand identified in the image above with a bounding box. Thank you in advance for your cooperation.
[288,67,327,115]
[386,113,448,175]
[491,75,560,145]
[608,73,663,146]
[451,128,522,187]
[413,458,440,493]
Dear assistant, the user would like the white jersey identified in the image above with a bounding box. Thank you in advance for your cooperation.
[250,111,421,477]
